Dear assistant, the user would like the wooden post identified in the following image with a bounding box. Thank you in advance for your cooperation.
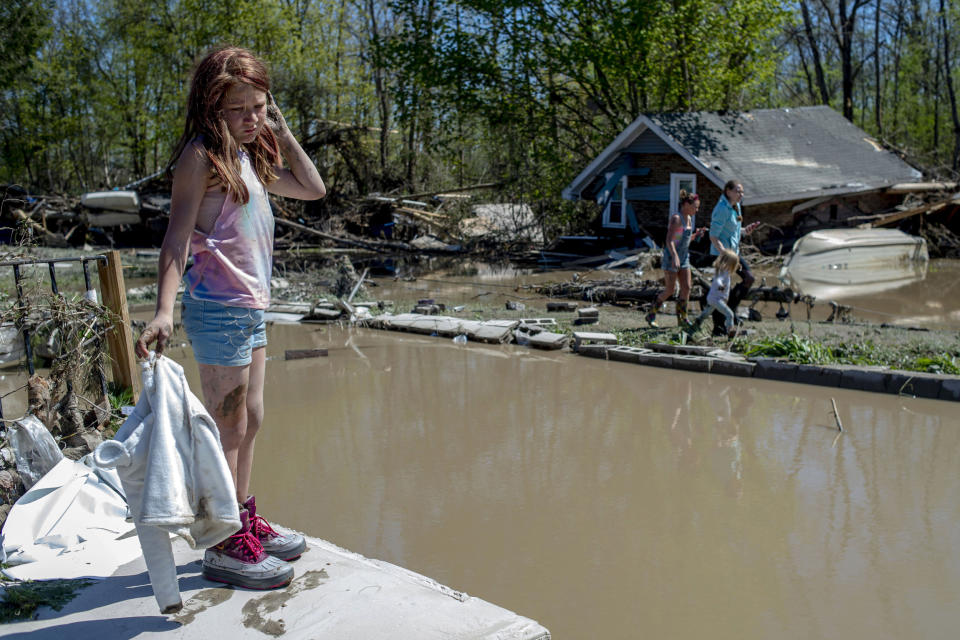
[98,250,140,400]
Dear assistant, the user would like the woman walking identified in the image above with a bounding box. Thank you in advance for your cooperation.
[708,180,759,334]
[646,190,703,328]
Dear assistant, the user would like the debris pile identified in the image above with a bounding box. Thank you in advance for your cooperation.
[0,261,120,529]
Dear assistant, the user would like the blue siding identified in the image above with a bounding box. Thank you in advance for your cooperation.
[625,129,672,154]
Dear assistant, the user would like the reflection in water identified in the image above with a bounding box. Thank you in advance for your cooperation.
[780,259,928,301]
[3,322,956,639]
[763,259,960,328]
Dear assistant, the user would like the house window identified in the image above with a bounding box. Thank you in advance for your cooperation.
[602,175,627,229]
[669,173,697,216]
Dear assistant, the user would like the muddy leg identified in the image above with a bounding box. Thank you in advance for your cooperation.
[197,362,252,502]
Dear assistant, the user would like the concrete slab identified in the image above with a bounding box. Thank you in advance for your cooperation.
[938,376,960,401]
[839,366,890,393]
[374,314,518,344]
[885,371,944,399]
[526,331,569,350]
[5,535,550,640]
[794,364,843,388]
[752,358,799,382]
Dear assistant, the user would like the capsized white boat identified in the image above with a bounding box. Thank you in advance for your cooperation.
[779,228,928,299]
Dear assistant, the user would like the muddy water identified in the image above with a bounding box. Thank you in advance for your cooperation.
[146,322,959,639]
[374,258,960,329]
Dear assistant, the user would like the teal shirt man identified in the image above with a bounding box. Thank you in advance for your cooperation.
[709,194,742,256]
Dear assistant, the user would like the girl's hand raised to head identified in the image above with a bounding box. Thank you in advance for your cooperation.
[266,92,290,139]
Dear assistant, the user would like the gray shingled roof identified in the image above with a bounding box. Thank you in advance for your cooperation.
[648,106,922,202]
[563,106,924,204]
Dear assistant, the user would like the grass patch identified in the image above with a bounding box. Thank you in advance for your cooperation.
[0,579,93,622]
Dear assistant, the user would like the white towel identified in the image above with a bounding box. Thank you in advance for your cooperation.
[94,354,240,613]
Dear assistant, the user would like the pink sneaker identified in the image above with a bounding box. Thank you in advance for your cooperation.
[243,495,307,560]
[202,510,293,589]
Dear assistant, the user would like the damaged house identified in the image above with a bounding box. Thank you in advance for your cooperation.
[561,106,932,251]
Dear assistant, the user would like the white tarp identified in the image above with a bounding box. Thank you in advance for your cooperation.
[0,457,144,581]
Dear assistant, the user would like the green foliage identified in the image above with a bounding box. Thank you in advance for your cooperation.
[911,354,960,375]
[104,382,135,436]
[2,0,957,212]
[0,579,93,622]
[743,334,835,364]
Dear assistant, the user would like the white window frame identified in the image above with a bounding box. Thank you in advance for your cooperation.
[601,175,628,229]
[669,173,697,217]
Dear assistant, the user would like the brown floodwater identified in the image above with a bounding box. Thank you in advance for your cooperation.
[372,258,960,329]
[1,258,958,638]
[147,322,959,639]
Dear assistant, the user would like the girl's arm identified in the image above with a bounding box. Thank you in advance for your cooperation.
[264,94,326,201]
[135,144,208,357]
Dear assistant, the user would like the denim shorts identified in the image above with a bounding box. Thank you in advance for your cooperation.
[181,290,266,367]
[662,246,691,272]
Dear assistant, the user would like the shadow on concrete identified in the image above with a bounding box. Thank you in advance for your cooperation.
[0,615,180,639]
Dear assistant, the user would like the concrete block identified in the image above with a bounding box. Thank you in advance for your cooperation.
[577,306,599,319]
[576,344,610,360]
[938,376,960,401]
[607,346,648,364]
[572,331,618,347]
[671,355,712,373]
[643,343,714,356]
[709,358,756,377]
[839,367,890,393]
[885,371,944,399]
[794,364,843,388]
[753,358,799,382]
[635,352,674,368]
[547,301,578,312]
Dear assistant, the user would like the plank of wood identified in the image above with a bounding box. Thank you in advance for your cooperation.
[97,250,140,400]
[868,201,946,227]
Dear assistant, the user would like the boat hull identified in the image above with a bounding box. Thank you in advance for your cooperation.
[779,229,928,299]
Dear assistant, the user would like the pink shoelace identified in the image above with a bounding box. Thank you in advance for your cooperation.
[250,513,279,540]
[223,531,266,563]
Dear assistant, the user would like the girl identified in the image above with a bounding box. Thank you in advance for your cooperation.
[707,180,760,334]
[135,46,326,589]
[693,248,741,338]
[646,189,704,328]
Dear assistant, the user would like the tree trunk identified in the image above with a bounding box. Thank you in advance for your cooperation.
[940,0,960,170]
[874,0,883,133]
[801,1,831,104]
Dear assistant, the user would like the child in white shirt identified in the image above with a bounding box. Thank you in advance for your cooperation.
[694,249,740,338]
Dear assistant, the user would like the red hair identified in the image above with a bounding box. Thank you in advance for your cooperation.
[167,46,280,203]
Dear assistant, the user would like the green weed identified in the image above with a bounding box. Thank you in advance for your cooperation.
[0,579,92,622]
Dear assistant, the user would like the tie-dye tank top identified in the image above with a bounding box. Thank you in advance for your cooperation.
[184,150,274,309]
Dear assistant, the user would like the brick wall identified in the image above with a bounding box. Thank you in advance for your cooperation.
[623,153,723,230]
